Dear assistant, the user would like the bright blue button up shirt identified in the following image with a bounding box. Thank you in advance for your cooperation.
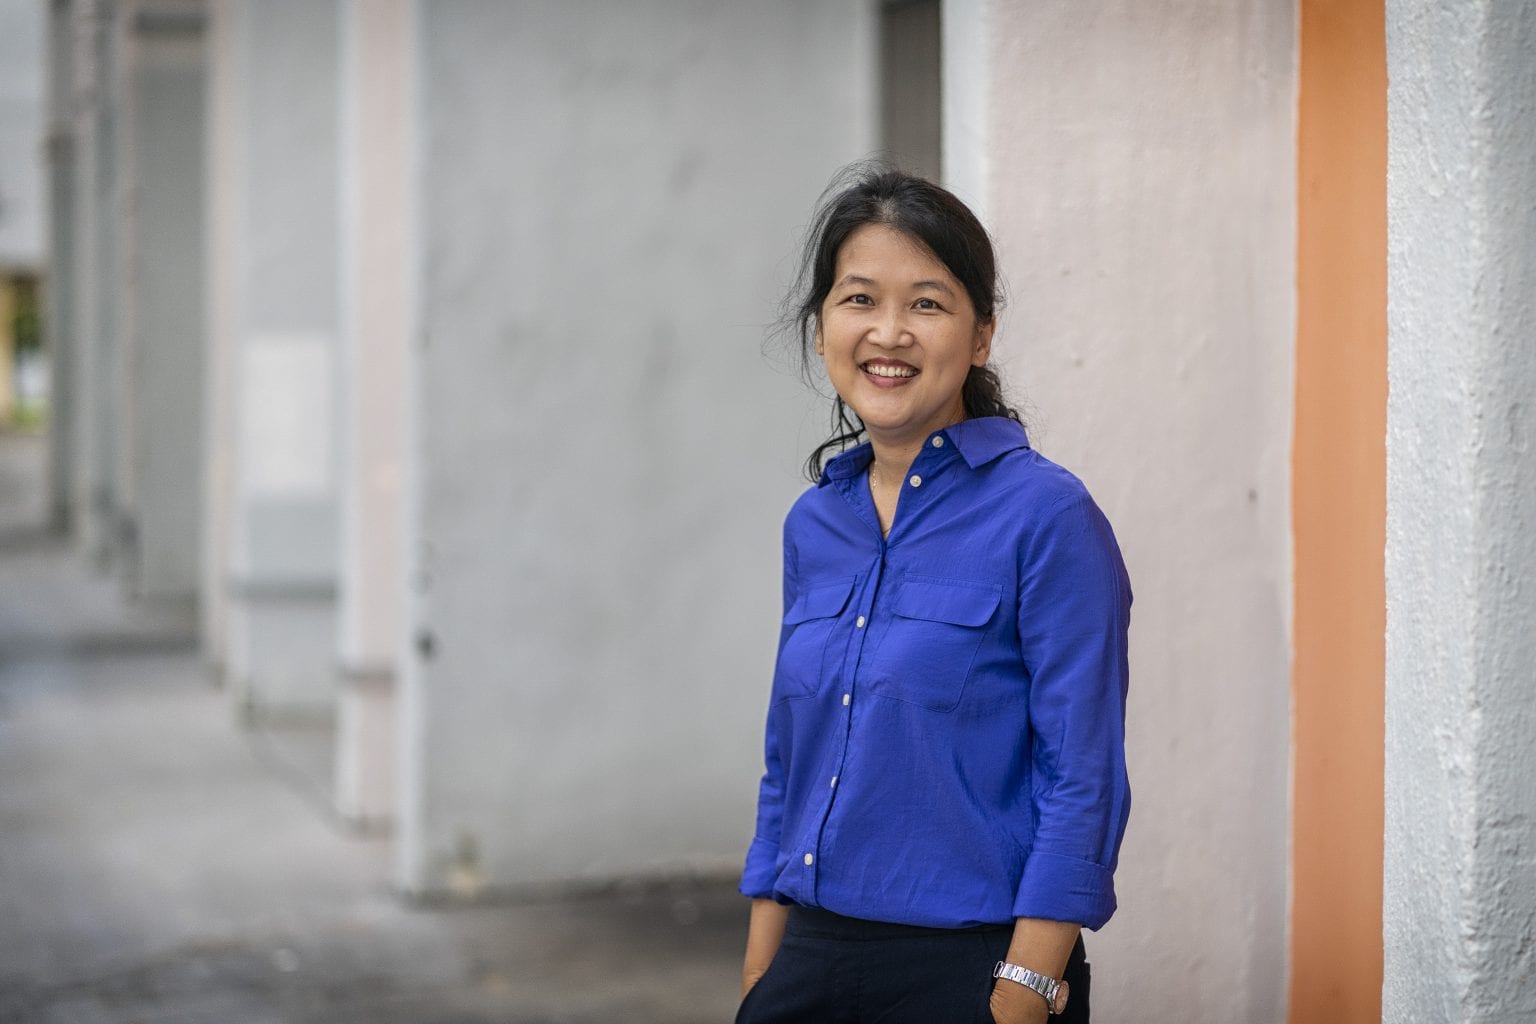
[740,416,1131,930]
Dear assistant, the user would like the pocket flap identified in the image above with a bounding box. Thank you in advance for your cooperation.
[892,577,1001,627]
[783,577,856,625]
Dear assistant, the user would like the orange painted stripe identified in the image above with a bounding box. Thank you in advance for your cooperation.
[1290,0,1386,1021]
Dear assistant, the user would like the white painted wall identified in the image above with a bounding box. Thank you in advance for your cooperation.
[970,4,1297,1021]
[1385,3,1536,1021]
[0,0,46,270]
[398,0,877,894]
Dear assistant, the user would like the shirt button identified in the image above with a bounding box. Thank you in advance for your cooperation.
[830,775,838,788]
[931,436,944,448]
[842,693,851,706]
[856,615,866,628]
[804,853,814,866]
[909,474,922,488]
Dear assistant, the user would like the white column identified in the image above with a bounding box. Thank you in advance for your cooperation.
[332,0,410,828]
[976,3,1297,1021]
[397,0,876,895]
[1385,3,1536,1021]
[112,0,205,601]
[205,0,341,717]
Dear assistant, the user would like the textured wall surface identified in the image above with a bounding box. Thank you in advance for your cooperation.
[1385,2,1536,1021]
[979,4,1297,1021]
[399,0,876,893]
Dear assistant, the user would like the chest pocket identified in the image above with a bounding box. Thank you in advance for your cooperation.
[867,576,1001,712]
[773,577,856,702]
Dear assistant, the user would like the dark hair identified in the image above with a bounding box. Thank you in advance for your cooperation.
[782,164,1021,482]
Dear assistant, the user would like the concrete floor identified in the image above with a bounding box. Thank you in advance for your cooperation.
[0,432,747,1024]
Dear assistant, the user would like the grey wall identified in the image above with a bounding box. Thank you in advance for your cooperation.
[398,0,877,894]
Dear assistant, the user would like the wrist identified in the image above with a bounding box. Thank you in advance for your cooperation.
[994,960,1069,1016]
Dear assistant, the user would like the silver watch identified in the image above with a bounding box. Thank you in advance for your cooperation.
[993,960,1070,1015]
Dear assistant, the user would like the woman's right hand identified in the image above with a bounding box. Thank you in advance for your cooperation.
[740,899,790,1000]
[740,966,768,1001]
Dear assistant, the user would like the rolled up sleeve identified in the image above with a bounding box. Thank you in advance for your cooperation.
[1011,493,1132,931]
[739,529,798,900]
[739,723,786,899]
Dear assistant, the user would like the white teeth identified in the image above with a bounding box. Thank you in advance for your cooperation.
[864,363,917,378]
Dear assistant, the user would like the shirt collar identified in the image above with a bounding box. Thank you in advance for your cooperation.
[818,416,1032,485]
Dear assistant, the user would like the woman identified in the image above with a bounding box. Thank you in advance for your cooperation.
[736,168,1131,1024]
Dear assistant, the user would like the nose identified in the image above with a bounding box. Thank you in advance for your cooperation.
[867,306,913,348]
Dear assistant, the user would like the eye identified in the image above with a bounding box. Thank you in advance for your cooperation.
[846,293,874,306]
[913,297,943,311]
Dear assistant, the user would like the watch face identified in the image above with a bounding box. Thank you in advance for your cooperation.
[1050,980,1070,1015]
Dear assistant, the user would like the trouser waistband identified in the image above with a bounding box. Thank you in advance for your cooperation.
[784,904,1014,941]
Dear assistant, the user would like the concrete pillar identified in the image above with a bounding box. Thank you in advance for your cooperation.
[332,0,409,828]
[397,0,876,896]
[68,0,121,565]
[972,3,1297,1021]
[1385,3,1536,1021]
[204,0,341,717]
[110,0,205,601]
[200,0,234,667]
[44,0,79,533]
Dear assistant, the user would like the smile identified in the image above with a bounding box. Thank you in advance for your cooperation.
[862,362,918,379]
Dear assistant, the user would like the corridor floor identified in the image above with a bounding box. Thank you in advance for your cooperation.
[0,432,744,1024]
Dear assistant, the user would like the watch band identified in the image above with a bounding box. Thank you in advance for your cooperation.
[993,960,1063,1014]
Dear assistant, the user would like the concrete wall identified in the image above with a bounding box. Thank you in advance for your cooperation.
[968,4,1298,1021]
[398,0,876,894]
[1385,2,1536,1020]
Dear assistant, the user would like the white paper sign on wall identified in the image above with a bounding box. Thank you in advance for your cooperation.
[240,332,334,498]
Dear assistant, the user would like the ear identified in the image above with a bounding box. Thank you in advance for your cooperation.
[971,317,995,366]
[814,322,825,356]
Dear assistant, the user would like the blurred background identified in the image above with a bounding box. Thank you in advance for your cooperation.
[2,1,1532,1023]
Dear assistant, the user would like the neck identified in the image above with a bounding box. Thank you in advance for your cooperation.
[866,409,965,484]
[867,436,924,486]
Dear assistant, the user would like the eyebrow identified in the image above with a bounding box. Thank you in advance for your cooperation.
[836,274,957,297]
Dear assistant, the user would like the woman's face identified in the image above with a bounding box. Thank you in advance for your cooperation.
[817,223,994,450]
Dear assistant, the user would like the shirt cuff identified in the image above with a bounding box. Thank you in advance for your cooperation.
[1012,850,1118,931]
[739,835,782,900]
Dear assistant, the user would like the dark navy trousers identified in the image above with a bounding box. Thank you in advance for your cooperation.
[735,906,1090,1024]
